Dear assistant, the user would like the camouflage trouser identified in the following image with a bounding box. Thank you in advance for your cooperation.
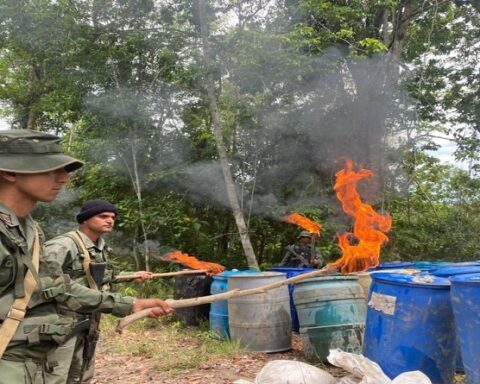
[43,336,77,384]
[0,358,46,384]
[44,333,95,384]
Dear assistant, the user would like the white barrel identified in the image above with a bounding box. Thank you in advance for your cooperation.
[228,272,292,352]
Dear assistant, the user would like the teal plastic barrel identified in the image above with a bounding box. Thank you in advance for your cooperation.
[293,275,366,362]
[267,267,315,332]
[228,272,292,352]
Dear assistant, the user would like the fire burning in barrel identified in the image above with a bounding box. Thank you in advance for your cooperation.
[328,158,392,273]
[162,250,225,275]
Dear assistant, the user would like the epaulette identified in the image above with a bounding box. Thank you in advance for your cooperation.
[0,212,13,226]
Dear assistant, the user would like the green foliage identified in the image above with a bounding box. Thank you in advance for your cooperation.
[384,153,480,261]
[1,0,479,270]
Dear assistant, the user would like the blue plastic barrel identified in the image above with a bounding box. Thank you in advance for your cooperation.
[209,269,257,338]
[450,273,480,384]
[431,266,480,372]
[431,265,480,278]
[363,273,456,384]
[376,261,414,270]
[413,261,455,271]
[267,267,315,332]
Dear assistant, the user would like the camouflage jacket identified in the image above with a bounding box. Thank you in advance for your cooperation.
[44,229,115,290]
[280,244,324,268]
[0,203,133,362]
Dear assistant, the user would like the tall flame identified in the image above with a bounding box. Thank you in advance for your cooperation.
[328,158,392,273]
[162,251,225,275]
[281,213,322,236]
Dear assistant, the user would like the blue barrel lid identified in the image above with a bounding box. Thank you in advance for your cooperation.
[267,266,316,273]
[412,261,454,270]
[214,269,260,279]
[450,273,480,285]
[376,261,414,269]
[454,261,480,266]
[431,266,480,277]
[371,272,450,288]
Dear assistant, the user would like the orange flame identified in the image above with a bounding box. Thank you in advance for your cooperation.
[281,213,322,236]
[162,251,225,275]
[328,158,392,273]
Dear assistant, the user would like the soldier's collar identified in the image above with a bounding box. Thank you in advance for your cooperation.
[76,228,106,250]
[0,202,21,227]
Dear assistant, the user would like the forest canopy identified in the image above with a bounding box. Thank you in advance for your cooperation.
[1,0,478,270]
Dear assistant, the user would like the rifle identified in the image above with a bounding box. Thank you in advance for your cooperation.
[284,245,312,267]
[83,312,101,370]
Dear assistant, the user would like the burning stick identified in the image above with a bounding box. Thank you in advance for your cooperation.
[116,265,337,333]
[281,213,322,236]
[282,213,322,265]
[161,250,225,276]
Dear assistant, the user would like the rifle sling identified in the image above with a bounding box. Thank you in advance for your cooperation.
[67,231,99,291]
[0,228,40,358]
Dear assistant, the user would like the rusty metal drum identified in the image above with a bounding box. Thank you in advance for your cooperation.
[228,272,292,352]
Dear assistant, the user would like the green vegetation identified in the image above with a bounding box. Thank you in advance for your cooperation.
[1,0,478,268]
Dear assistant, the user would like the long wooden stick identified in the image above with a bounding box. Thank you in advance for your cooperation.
[116,266,335,333]
[114,269,209,281]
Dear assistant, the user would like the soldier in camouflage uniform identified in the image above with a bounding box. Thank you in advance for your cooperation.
[0,130,172,384]
[280,231,324,268]
[44,199,152,384]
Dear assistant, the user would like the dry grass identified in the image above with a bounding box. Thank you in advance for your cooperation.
[100,315,244,375]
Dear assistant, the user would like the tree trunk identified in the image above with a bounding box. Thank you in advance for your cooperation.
[197,0,259,270]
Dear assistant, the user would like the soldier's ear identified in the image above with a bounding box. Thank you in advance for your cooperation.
[0,171,17,182]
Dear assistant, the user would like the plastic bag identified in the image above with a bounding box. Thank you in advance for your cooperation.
[327,349,432,384]
[253,360,337,384]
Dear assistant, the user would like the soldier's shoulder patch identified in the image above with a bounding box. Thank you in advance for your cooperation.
[0,212,13,226]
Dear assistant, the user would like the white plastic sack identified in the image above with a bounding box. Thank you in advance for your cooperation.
[253,360,337,384]
[327,349,432,384]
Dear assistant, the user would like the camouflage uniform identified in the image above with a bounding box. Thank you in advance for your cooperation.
[280,231,324,268]
[43,230,115,384]
[0,130,134,384]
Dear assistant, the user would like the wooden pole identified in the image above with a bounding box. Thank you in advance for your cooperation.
[116,266,336,333]
[114,269,209,281]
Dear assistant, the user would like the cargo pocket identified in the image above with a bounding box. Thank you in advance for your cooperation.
[24,359,44,384]
[19,314,74,346]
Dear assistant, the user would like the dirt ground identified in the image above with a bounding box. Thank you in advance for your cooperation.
[92,331,346,383]
[92,328,466,384]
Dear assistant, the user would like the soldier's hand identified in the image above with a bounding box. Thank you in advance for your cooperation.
[310,258,319,266]
[133,271,154,281]
[132,298,173,317]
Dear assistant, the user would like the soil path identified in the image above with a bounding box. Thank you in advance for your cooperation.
[92,332,345,383]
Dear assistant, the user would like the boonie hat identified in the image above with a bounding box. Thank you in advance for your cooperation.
[298,230,313,239]
[0,129,84,173]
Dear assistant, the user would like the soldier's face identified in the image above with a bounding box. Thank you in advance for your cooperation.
[298,237,311,246]
[84,212,116,235]
[12,168,70,203]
